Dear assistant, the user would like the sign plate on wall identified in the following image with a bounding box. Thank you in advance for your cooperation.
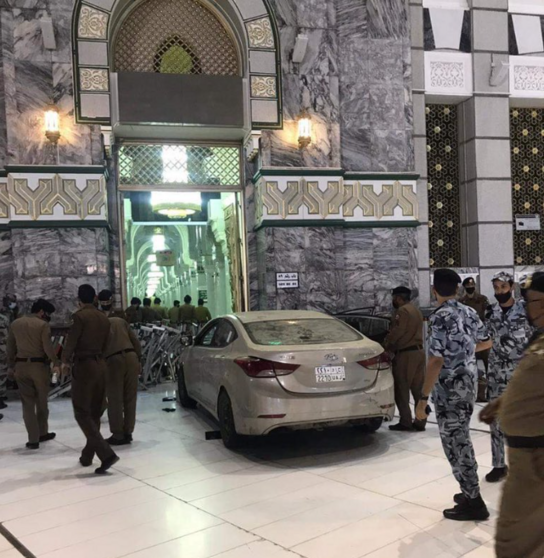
[156,250,175,266]
[276,272,299,289]
[515,214,541,231]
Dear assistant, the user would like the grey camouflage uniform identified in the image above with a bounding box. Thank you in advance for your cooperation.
[486,300,533,468]
[0,310,11,400]
[429,300,488,499]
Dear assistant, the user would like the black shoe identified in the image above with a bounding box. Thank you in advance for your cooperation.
[80,456,93,467]
[26,442,39,450]
[0,414,3,421]
[0,400,7,409]
[486,466,508,483]
[95,454,120,475]
[389,423,415,432]
[444,494,490,521]
[106,436,130,446]
[454,493,467,505]
[413,422,426,432]
[39,432,56,443]
[125,434,133,443]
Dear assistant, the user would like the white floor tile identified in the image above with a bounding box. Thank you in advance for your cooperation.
[361,530,462,558]
[0,535,13,553]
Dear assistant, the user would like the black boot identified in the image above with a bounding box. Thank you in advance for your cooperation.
[106,435,130,446]
[453,493,467,505]
[95,454,120,475]
[0,400,7,409]
[485,466,508,483]
[389,423,414,432]
[39,432,56,442]
[444,494,490,521]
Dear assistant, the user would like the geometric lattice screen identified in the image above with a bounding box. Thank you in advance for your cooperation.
[426,104,462,267]
[118,144,241,188]
[511,108,544,265]
[114,0,239,76]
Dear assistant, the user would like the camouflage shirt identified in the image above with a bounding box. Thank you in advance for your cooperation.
[486,300,533,364]
[429,299,488,378]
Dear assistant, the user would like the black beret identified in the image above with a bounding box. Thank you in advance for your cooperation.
[434,268,461,285]
[530,272,544,294]
[98,289,113,301]
[462,277,476,287]
[392,286,411,296]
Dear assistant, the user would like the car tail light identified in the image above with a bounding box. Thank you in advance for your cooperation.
[357,353,391,371]
[234,357,300,378]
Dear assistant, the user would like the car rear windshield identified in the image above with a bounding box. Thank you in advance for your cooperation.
[243,319,363,346]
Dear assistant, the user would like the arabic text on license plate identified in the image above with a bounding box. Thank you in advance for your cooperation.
[315,366,346,383]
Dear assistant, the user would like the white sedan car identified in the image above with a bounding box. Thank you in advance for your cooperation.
[178,311,395,448]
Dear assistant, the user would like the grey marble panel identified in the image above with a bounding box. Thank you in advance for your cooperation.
[367,0,408,39]
[25,276,62,301]
[0,231,13,297]
[58,228,99,253]
[276,289,305,311]
[295,0,329,29]
[336,0,367,40]
[371,129,409,172]
[344,228,373,271]
[367,40,403,86]
[96,252,109,276]
[305,228,339,271]
[302,271,345,313]
[267,0,296,27]
[13,8,48,62]
[60,252,99,277]
[24,252,62,278]
[369,85,405,131]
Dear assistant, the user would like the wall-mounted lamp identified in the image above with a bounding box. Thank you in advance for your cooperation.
[44,105,60,143]
[298,113,312,149]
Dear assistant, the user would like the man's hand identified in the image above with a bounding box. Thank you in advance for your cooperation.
[416,400,430,421]
[60,363,71,379]
[7,367,15,379]
[480,399,501,425]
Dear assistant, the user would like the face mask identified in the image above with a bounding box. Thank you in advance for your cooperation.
[100,303,112,312]
[392,300,400,309]
[8,303,16,309]
[43,313,51,322]
[465,287,475,295]
[495,292,512,305]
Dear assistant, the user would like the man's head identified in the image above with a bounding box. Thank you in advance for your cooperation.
[198,298,204,306]
[462,277,477,296]
[154,297,162,306]
[391,286,411,309]
[492,271,514,305]
[519,274,530,301]
[527,272,544,329]
[433,269,461,300]
[173,300,180,307]
[3,294,16,311]
[184,295,192,305]
[31,299,55,322]
[131,297,141,308]
[143,297,152,307]
[98,289,113,313]
[78,284,96,305]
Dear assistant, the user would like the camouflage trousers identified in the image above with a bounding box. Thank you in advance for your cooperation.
[488,358,516,468]
[434,369,480,499]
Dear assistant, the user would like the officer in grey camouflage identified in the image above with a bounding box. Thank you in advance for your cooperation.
[416,269,493,521]
[0,294,17,410]
[484,271,533,483]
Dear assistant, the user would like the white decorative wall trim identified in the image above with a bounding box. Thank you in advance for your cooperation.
[425,51,472,97]
[423,0,468,7]
[509,0,544,16]
[511,55,544,98]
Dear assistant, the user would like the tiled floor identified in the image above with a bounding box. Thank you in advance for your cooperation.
[0,386,499,558]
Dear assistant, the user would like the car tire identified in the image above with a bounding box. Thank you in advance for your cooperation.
[177,365,197,408]
[355,417,383,434]
[218,391,242,449]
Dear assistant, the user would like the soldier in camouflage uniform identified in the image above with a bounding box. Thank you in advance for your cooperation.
[0,294,17,409]
[416,269,492,521]
[485,271,533,483]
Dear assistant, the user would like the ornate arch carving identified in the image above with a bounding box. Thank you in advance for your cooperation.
[71,0,282,128]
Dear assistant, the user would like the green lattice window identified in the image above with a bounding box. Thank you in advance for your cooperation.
[511,108,544,265]
[426,105,462,267]
[155,36,200,74]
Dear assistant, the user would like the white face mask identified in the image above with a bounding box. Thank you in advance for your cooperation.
[8,303,16,309]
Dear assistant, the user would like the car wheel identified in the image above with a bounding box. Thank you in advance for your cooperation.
[177,365,197,408]
[355,417,383,434]
[218,391,242,449]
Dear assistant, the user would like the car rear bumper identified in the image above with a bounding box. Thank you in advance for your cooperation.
[232,368,395,436]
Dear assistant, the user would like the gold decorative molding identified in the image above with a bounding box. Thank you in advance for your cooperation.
[80,68,109,91]
[78,5,108,39]
[250,76,277,98]
[256,176,418,224]
[246,17,274,49]
[2,174,106,222]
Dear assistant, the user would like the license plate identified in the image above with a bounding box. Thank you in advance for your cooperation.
[315,366,346,383]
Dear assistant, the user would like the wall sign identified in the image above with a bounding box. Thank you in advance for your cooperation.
[515,214,541,231]
[156,250,175,266]
[276,272,299,289]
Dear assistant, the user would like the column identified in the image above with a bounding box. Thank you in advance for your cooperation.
[460,0,512,299]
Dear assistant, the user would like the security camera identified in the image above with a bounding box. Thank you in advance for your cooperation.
[489,54,509,87]
[292,34,309,64]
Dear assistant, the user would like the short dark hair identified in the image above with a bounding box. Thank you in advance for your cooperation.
[434,269,461,297]
[131,297,141,306]
[78,284,96,304]
[174,300,180,306]
[184,295,192,304]
[98,289,113,302]
[198,298,204,306]
[462,277,476,287]
[392,286,411,301]
[31,299,55,315]
[154,297,162,305]
[143,298,152,307]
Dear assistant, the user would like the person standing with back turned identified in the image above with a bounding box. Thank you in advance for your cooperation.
[61,284,119,474]
[384,286,426,432]
[416,269,492,521]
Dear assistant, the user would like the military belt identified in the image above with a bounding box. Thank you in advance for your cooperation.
[397,345,423,354]
[107,348,136,360]
[75,355,103,362]
[506,435,544,449]
[16,357,46,363]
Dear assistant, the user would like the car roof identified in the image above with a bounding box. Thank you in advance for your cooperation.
[231,310,335,324]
